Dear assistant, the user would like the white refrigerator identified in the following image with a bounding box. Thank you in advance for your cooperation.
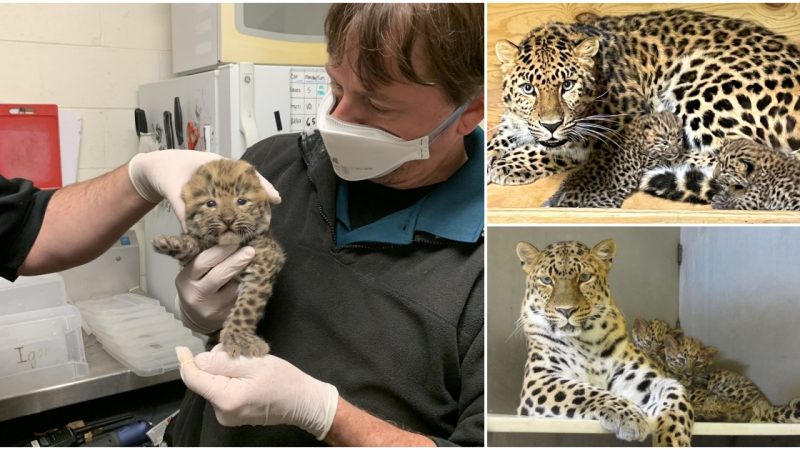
[137,63,328,314]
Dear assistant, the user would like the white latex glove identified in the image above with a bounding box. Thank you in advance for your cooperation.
[128,151,281,228]
[176,245,255,334]
[176,345,340,440]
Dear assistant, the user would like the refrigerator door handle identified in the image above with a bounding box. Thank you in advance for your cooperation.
[239,62,259,148]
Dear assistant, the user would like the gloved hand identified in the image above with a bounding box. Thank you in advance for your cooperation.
[127,151,281,228]
[176,245,255,334]
[176,345,340,440]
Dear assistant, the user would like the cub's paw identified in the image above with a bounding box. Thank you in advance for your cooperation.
[220,329,270,358]
[152,235,184,256]
[598,404,650,442]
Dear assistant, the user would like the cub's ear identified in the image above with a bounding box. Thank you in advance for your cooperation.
[703,345,719,360]
[591,239,616,265]
[632,318,647,336]
[574,36,600,63]
[664,334,679,355]
[735,157,757,180]
[516,241,540,273]
[496,39,520,73]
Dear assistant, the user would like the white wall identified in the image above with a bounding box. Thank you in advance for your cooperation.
[680,227,800,405]
[0,4,172,288]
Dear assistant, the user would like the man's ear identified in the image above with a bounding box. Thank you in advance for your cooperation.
[455,92,485,137]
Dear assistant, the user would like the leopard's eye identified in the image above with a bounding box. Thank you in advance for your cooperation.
[206,200,217,208]
[538,276,553,285]
[237,198,248,205]
[578,272,592,282]
[562,80,576,93]
[520,83,536,95]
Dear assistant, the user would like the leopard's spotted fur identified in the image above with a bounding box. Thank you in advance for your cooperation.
[632,318,800,423]
[516,240,693,446]
[489,9,800,209]
[711,139,800,210]
[544,111,685,207]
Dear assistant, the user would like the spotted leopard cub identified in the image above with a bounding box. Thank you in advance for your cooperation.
[630,318,684,372]
[516,239,693,446]
[153,159,285,358]
[663,334,800,423]
[711,139,800,210]
[545,112,684,208]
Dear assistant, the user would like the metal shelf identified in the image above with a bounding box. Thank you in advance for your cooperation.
[0,333,180,422]
[488,414,800,436]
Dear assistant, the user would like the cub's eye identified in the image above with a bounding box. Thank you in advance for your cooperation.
[578,272,592,282]
[237,198,248,205]
[562,80,576,93]
[538,276,553,285]
[520,83,536,95]
[206,200,217,208]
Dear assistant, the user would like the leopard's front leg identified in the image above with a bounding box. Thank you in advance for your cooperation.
[613,360,694,447]
[519,374,650,443]
[152,234,201,266]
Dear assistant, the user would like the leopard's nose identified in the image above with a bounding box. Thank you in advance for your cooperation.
[556,306,577,319]
[541,120,563,134]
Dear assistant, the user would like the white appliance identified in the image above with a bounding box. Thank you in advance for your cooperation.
[171,4,330,75]
[137,63,328,314]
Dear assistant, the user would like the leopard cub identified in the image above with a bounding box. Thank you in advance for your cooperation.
[153,159,285,358]
[711,139,800,210]
[544,112,684,208]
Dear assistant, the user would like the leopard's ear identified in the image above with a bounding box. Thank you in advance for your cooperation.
[664,334,679,355]
[496,39,520,73]
[703,345,719,361]
[516,241,540,273]
[736,157,758,180]
[632,318,647,336]
[574,36,600,63]
[591,239,616,265]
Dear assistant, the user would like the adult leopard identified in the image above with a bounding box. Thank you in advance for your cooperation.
[515,239,693,446]
[489,9,800,206]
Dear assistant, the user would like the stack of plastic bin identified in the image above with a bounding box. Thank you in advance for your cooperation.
[75,293,204,377]
[0,274,89,397]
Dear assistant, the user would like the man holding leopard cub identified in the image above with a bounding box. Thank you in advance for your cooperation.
[170,3,485,446]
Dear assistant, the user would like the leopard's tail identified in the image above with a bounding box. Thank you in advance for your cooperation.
[639,164,720,204]
[751,397,800,423]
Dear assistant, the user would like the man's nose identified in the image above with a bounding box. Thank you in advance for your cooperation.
[330,95,367,125]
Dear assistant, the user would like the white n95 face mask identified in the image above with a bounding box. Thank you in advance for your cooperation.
[316,91,469,181]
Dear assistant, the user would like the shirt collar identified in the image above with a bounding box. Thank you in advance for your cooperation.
[335,128,484,247]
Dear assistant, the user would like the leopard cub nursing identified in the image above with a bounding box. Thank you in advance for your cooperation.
[515,239,693,446]
[544,112,684,208]
[153,159,285,358]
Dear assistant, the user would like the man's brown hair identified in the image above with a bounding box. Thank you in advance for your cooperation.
[325,3,484,106]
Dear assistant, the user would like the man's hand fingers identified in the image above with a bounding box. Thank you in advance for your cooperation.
[176,346,231,403]
[187,245,241,280]
[258,175,282,205]
[198,246,255,292]
[194,349,249,377]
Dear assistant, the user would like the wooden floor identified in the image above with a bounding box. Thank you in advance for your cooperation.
[487,173,800,224]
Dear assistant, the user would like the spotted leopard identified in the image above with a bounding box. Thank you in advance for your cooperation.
[711,138,800,210]
[489,9,800,208]
[516,239,693,446]
[544,111,685,207]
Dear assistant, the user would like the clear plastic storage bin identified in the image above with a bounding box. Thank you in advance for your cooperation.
[0,304,89,398]
[74,293,204,377]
